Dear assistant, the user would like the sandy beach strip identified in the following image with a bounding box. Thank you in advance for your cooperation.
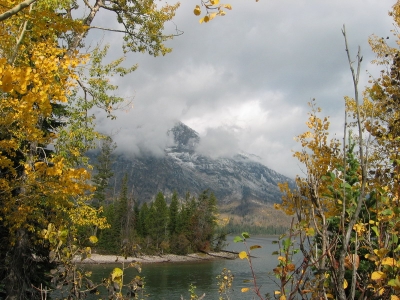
[74,252,237,264]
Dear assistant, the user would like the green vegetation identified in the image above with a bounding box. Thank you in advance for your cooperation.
[225,222,287,236]
[96,189,226,256]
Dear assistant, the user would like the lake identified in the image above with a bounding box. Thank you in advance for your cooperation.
[73,236,286,299]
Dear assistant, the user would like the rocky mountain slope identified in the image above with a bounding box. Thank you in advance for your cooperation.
[103,122,294,213]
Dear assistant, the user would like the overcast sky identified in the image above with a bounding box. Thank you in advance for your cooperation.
[91,0,395,179]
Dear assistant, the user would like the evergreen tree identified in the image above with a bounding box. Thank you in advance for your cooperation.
[114,174,129,247]
[97,203,116,253]
[139,202,149,238]
[168,191,179,236]
[149,192,169,249]
[188,190,219,252]
[92,136,116,208]
[133,200,141,235]
[97,174,130,254]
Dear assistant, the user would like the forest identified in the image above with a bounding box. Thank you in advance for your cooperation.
[1,0,400,299]
[95,186,225,256]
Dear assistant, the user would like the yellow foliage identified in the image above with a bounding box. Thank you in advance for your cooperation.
[195,0,233,23]
[381,257,397,267]
[371,271,386,281]
[0,0,101,249]
[238,251,248,259]
[353,223,366,236]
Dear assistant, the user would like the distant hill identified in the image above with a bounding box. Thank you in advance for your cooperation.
[90,122,294,221]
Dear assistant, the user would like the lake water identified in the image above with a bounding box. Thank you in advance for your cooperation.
[76,236,286,299]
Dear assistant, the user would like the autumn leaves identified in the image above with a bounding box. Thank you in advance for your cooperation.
[193,0,232,23]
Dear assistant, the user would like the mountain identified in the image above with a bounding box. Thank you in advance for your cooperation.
[102,122,294,216]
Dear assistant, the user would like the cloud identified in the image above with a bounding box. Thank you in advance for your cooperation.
[91,0,394,178]
[196,126,240,158]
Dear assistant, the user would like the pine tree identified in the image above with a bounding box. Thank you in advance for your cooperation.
[133,200,141,235]
[150,192,169,250]
[92,136,116,208]
[114,174,129,248]
[139,202,149,238]
[168,191,179,236]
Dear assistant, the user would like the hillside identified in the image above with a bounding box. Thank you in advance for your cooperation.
[91,122,294,224]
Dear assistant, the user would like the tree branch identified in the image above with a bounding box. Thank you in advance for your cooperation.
[9,3,33,65]
[340,24,366,300]
[0,0,37,22]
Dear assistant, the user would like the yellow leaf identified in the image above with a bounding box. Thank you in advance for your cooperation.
[391,295,400,300]
[374,248,389,258]
[343,279,348,289]
[305,227,315,236]
[194,5,201,16]
[209,12,217,21]
[371,271,386,281]
[223,4,232,10]
[353,223,366,235]
[241,287,250,293]
[250,245,262,250]
[381,257,396,266]
[89,235,98,244]
[111,267,123,281]
[274,203,281,210]
[280,295,286,300]
[211,0,220,5]
[274,290,281,295]
[239,251,248,259]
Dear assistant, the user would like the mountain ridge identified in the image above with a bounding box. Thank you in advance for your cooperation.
[98,122,294,212]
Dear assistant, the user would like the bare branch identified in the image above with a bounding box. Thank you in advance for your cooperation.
[340,24,366,300]
[89,25,183,37]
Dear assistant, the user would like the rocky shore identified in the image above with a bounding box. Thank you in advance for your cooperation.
[75,251,237,264]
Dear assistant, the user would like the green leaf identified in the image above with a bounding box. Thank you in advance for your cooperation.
[392,233,398,246]
[283,238,291,250]
[340,182,352,189]
[371,226,380,237]
[233,236,243,243]
[381,208,393,216]
[271,251,279,255]
[242,232,250,239]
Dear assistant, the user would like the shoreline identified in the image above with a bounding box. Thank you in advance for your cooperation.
[75,251,237,264]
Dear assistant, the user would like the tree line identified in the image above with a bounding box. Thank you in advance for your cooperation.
[96,185,225,256]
